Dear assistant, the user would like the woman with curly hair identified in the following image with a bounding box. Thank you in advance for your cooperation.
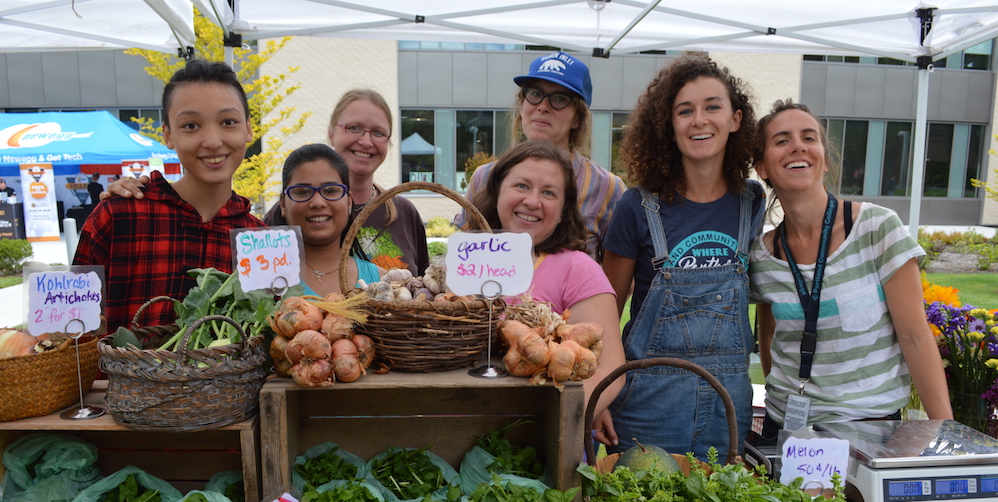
[599,54,766,461]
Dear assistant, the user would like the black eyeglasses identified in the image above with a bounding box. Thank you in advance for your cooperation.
[285,182,348,202]
[335,123,391,143]
[521,86,575,110]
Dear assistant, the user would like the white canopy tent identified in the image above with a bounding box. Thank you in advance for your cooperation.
[0,0,199,54]
[7,0,998,231]
[206,0,998,234]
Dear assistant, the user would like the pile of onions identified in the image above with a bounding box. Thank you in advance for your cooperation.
[499,316,603,386]
[269,294,375,387]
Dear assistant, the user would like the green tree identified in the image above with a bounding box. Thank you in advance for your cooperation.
[970,135,998,202]
[124,10,310,205]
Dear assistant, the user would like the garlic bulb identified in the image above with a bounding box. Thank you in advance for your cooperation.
[423,263,447,294]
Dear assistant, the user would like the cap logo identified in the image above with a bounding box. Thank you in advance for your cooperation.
[538,59,567,74]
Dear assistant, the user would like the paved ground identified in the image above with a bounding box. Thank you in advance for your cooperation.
[1,225,994,329]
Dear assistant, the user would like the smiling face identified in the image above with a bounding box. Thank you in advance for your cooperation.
[328,99,391,179]
[672,76,742,169]
[496,158,566,248]
[756,108,828,194]
[162,82,252,188]
[280,159,352,248]
[519,80,580,151]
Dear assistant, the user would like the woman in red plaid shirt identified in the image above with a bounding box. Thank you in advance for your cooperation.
[73,60,266,332]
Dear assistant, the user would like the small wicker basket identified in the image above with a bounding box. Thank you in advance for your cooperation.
[98,302,268,432]
[0,332,100,422]
[339,181,504,372]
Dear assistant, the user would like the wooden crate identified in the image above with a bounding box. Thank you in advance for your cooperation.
[0,380,261,502]
[259,370,585,496]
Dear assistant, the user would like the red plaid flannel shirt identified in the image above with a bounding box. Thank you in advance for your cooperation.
[73,171,265,331]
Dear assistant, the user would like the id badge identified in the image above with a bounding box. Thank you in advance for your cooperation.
[784,393,811,431]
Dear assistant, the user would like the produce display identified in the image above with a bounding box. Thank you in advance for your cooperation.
[499,301,603,385]
[369,447,459,501]
[295,444,361,489]
[269,294,373,387]
[97,474,163,502]
[0,329,73,358]
[467,474,578,502]
[300,481,383,501]
[357,264,466,303]
[475,420,545,480]
[578,447,847,502]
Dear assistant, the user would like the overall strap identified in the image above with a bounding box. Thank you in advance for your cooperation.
[637,186,672,269]
[734,182,757,264]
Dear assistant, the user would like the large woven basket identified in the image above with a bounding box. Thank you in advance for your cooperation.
[339,181,504,372]
[98,307,269,432]
[0,331,100,422]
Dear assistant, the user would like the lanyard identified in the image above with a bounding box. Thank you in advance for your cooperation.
[780,192,837,393]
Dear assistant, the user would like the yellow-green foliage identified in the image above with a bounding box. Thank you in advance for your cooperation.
[124,10,310,205]
[971,137,998,202]
[425,217,457,238]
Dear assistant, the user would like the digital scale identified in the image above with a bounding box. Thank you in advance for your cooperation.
[813,420,998,502]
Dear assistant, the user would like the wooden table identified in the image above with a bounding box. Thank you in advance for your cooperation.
[259,369,585,496]
[0,380,261,502]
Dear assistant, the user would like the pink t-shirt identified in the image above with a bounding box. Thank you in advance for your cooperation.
[528,249,615,314]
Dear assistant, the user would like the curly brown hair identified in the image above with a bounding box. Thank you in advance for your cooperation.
[468,140,587,254]
[620,54,757,202]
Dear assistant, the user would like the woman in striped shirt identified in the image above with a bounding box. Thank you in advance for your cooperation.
[749,100,951,437]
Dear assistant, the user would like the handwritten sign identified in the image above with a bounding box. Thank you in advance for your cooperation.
[231,226,305,293]
[445,232,533,296]
[26,269,103,335]
[779,436,850,489]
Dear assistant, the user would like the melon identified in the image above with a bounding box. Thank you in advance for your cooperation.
[617,439,681,475]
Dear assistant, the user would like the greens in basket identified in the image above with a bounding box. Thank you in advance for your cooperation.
[476,420,545,479]
[102,474,162,502]
[301,481,382,502]
[295,445,360,489]
[371,447,457,500]
[155,268,300,351]
[578,447,847,502]
[469,474,578,502]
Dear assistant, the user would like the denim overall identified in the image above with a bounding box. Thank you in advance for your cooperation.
[608,186,755,461]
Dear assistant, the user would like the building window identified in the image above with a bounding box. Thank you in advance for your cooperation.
[400,110,436,184]
[611,112,630,178]
[456,110,495,189]
[882,122,913,196]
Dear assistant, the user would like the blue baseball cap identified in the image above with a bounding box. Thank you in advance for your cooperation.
[513,52,593,106]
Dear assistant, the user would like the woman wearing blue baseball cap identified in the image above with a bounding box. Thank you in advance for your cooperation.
[457,52,626,261]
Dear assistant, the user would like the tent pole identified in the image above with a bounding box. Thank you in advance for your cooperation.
[909,67,930,239]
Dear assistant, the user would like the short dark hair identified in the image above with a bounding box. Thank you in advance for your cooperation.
[162,60,248,128]
[469,140,587,254]
[271,143,366,259]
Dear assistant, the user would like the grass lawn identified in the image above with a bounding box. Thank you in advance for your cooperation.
[925,273,998,309]
[0,275,22,289]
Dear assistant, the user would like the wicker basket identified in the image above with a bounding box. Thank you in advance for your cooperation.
[0,332,101,422]
[98,310,268,432]
[339,181,504,372]
[584,357,740,466]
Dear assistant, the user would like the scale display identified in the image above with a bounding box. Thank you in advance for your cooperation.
[883,476,991,500]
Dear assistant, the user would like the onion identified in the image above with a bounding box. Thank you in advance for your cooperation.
[351,335,376,369]
[287,330,331,364]
[331,353,363,382]
[547,340,577,383]
[321,313,353,342]
[555,322,603,348]
[503,343,545,377]
[290,359,334,387]
[517,331,551,367]
[331,338,358,359]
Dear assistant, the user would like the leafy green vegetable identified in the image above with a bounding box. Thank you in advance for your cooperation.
[223,479,245,502]
[476,420,545,479]
[468,474,578,502]
[158,268,298,351]
[111,326,140,348]
[300,481,382,502]
[101,474,162,502]
[295,445,360,488]
[180,494,210,502]
[578,447,847,502]
[371,447,451,500]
